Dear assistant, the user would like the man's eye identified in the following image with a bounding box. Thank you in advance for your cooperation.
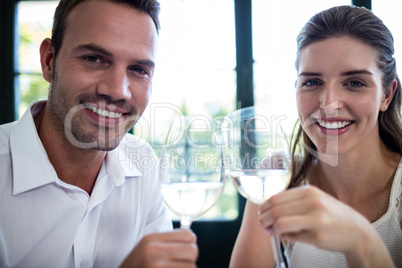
[83,55,101,63]
[130,66,149,75]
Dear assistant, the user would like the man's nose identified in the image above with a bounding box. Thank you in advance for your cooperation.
[96,66,132,102]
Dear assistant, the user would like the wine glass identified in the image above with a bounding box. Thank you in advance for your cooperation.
[159,115,226,229]
[220,106,291,268]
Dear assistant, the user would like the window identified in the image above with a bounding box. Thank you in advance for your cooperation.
[17,1,58,117]
[135,0,238,222]
[372,0,402,74]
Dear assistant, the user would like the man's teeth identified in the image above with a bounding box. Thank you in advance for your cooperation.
[86,105,123,118]
[317,120,351,129]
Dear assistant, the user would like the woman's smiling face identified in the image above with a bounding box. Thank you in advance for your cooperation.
[296,37,391,156]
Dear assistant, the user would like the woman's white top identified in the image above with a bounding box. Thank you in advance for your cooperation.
[285,158,402,267]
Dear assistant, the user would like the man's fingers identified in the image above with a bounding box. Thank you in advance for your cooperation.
[139,230,199,262]
[163,241,199,262]
[142,229,197,244]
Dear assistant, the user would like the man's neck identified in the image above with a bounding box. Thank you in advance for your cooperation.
[34,104,106,195]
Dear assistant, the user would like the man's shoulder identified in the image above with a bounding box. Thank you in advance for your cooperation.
[0,121,18,135]
[0,121,18,154]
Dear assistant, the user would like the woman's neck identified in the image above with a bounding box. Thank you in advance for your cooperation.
[311,141,400,222]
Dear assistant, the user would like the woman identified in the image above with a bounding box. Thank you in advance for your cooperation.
[230,5,402,268]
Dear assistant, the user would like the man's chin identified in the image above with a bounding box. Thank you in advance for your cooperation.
[92,143,120,151]
[69,141,120,151]
[66,131,123,151]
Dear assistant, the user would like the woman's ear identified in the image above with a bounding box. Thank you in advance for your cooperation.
[39,38,54,83]
[380,79,397,112]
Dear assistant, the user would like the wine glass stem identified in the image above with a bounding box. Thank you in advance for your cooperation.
[271,235,287,268]
[180,216,193,230]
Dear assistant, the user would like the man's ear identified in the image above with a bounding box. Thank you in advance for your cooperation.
[380,79,397,112]
[40,38,54,82]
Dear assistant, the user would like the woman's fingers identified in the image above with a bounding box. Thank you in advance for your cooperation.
[260,185,312,211]
[259,186,317,229]
[258,186,375,253]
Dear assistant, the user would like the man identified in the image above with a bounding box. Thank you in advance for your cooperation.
[0,0,198,267]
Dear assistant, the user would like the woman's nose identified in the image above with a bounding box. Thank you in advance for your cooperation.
[319,84,344,113]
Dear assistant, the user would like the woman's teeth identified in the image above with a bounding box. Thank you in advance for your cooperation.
[85,105,123,118]
[317,120,351,129]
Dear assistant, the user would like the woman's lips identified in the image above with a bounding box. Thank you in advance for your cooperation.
[313,118,354,136]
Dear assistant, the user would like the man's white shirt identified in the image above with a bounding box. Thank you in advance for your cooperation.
[0,101,173,268]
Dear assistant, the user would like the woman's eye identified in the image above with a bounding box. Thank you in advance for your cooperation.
[347,80,364,87]
[302,79,321,87]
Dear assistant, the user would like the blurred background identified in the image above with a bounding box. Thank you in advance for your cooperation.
[1,0,400,266]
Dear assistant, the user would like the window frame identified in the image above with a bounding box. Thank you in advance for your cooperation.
[1,0,18,124]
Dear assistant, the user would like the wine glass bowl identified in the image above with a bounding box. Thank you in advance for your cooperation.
[159,116,225,229]
[220,106,291,268]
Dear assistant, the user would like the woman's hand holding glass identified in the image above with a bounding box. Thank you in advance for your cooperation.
[220,106,291,268]
[258,186,392,267]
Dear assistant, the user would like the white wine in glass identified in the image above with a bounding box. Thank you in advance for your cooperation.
[159,116,225,229]
[221,106,291,268]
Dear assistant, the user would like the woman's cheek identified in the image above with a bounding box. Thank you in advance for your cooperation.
[296,92,313,121]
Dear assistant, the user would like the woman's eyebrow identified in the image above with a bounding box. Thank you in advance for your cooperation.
[341,70,373,76]
[298,70,373,77]
[298,72,322,77]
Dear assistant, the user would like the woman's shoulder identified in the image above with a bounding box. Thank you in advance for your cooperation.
[371,157,402,267]
[393,156,402,209]
[373,156,402,227]
[391,156,402,204]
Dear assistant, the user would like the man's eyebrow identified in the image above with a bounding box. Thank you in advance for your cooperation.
[73,43,155,67]
[136,59,155,68]
[73,44,113,57]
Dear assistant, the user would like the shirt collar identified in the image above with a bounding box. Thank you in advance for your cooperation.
[11,101,58,195]
[103,145,143,187]
[11,101,143,195]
